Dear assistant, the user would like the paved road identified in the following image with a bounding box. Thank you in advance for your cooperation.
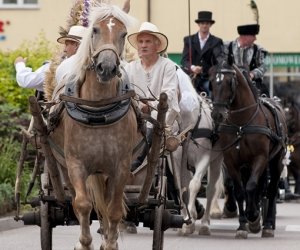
[0,199,299,250]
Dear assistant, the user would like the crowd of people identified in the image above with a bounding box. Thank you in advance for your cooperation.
[13,5,297,208]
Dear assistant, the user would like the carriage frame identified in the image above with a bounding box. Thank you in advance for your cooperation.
[14,93,187,250]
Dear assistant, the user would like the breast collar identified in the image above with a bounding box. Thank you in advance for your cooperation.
[64,76,132,126]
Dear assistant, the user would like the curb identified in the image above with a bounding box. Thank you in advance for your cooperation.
[0,216,24,232]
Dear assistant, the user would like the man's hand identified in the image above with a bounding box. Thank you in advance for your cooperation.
[14,56,26,66]
[191,65,203,75]
[141,103,151,114]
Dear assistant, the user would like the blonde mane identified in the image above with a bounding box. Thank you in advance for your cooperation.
[68,2,137,85]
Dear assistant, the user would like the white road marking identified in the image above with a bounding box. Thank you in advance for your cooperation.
[285,225,300,232]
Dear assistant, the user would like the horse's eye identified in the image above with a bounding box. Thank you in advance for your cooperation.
[121,32,127,39]
[93,27,99,34]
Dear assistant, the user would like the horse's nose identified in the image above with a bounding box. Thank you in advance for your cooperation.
[96,61,117,81]
[211,109,223,123]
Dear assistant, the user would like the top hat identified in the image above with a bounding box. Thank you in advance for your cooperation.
[57,25,87,44]
[127,22,168,53]
[195,11,215,24]
[237,24,260,35]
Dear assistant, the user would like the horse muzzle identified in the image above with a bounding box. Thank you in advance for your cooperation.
[211,107,228,124]
[95,53,120,82]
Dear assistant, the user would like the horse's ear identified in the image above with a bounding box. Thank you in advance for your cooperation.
[123,0,130,13]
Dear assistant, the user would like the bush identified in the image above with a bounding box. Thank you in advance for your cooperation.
[0,32,54,214]
[0,32,55,112]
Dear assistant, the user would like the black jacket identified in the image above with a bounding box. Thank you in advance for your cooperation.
[181,33,223,80]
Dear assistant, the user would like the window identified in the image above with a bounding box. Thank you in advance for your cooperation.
[0,0,38,8]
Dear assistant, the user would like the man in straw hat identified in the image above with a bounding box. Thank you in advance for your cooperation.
[14,25,87,92]
[125,21,180,170]
[181,11,223,96]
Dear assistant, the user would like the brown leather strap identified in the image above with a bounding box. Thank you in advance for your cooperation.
[59,89,136,107]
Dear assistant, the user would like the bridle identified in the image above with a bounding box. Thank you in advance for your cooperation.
[212,68,237,109]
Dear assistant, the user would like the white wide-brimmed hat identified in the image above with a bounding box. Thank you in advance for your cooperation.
[127,22,168,53]
[57,25,87,44]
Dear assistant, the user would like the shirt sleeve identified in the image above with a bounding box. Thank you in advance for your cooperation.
[251,46,268,80]
[15,62,49,91]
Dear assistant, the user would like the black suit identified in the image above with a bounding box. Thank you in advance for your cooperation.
[181,33,223,93]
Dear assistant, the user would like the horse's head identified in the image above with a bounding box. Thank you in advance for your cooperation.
[209,62,237,123]
[90,16,127,82]
[70,2,136,85]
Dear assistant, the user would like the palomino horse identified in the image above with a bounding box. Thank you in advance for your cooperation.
[210,62,287,238]
[285,100,300,194]
[171,69,224,236]
[48,2,138,249]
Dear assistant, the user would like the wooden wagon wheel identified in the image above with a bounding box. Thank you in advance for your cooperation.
[152,158,167,250]
[40,163,53,250]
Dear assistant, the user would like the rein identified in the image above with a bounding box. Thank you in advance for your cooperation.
[59,89,135,107]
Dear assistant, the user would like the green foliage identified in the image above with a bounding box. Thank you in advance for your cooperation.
[0,32,55,112]
[0,137,22,186]
[0,183,14,204]
[0,103,30,138]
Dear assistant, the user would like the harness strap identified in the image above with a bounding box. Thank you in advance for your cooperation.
[59,89,135,107]
[191,128,213,140]
[217,124,281,142]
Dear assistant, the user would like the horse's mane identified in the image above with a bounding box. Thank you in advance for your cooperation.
[235,65,259,100]
[68,2,137,85]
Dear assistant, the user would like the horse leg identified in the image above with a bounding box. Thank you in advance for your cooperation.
[262,151,284,238]
[182,152,210,235]
[230,174,248,239]
[244,160,266,234]
[198,153,223,235]
[223,167,238,218]
[68,163,93,250]
[101,165,129,250]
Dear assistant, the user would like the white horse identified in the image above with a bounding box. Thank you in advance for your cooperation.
[171,68,224,236]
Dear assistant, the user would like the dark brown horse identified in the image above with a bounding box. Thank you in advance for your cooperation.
[209,62,287,238]
[285,100,300,194]
[48,1,138,249]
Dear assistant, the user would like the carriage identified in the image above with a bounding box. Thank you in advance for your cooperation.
[13,2,190,250]
[14,91,187,250]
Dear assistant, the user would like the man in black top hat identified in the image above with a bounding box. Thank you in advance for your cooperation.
[181,11,223,96]
[224,23,269,96]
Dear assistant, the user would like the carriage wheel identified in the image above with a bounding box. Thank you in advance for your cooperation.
[152,173,167,250]
[153,204,164,250]
[40,200,53,250]
[40,168,53,250]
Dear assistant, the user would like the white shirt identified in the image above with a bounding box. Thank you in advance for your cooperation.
[125,56,180,127]
[15,62,49,92]
[55,55,77,85]
[198,33,210,49]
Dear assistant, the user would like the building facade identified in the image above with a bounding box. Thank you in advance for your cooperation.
[1,0,299,94]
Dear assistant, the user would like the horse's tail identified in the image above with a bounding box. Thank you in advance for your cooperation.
[86,175,127,228]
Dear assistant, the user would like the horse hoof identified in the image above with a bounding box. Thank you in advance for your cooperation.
[235,230,248,239]
[248,216,261,234]
[198,225,211,235]
[180,223,195,235]
[262,228,274,238]
[75,242,94,250]
[120,221,137,234]
[210,211,222,219]
[222,206,238,218]
[126,224,137,234]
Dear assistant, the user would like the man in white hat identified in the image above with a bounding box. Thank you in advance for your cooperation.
[125,21,180,170]
[14,25,87,92]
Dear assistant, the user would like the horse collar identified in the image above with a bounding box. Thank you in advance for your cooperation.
[64,81,132,126]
